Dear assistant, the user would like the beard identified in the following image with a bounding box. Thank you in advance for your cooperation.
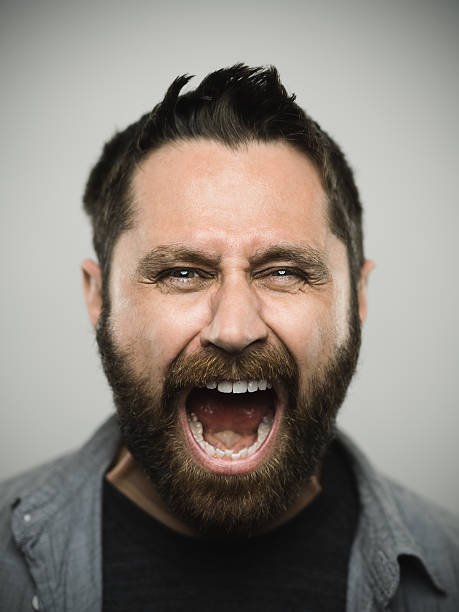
[96,289,361,538]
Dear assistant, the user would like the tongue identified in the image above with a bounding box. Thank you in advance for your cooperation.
[187,388,272,435]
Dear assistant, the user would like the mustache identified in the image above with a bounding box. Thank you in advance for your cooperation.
[163,343,298,398]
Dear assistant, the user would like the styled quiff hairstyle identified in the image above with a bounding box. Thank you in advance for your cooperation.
[83,64,364,290]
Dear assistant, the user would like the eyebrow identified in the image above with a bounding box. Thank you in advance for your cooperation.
[136,243,330,282]
[248,245,330,280]
[136,244,221,278]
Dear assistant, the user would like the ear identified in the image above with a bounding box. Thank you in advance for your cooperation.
[357,259,375,324]
[82,258,103,329]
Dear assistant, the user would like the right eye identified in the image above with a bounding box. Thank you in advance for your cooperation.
[155,268,213,291]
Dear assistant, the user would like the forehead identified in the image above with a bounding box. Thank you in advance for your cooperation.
[129,139,330,258]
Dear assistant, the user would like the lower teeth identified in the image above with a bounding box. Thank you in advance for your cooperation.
[187,413,273,460]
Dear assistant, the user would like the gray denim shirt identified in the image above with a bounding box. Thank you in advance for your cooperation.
[1,416,458,611]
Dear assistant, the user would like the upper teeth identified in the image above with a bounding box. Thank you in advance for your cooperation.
[206,380,272,393]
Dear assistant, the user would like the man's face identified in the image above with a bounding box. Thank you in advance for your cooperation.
[95,139,362,536]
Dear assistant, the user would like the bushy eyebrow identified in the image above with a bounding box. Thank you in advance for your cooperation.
[136,243,330,282]
[248,245,330,281]
[136,244,221,277]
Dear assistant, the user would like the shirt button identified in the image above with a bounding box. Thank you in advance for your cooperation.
[32,594,40,610]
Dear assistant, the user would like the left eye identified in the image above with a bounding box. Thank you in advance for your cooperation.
[267,268,303,279]
[255,267,309,289]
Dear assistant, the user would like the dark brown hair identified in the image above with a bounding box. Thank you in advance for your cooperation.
[83,64,364,288]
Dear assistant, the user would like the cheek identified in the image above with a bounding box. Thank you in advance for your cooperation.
[261,296,337,371]
[110,290,209,377]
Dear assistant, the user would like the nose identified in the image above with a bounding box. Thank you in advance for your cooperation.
[200,276,269,353]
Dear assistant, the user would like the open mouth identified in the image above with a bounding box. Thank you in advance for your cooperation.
[180,379,282,475]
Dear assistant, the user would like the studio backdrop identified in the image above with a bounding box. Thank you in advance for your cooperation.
[1,0,458,516]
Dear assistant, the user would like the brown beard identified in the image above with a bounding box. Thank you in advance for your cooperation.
[96,290,361,538]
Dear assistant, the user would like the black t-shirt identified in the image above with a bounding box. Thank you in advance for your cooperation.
[102,440,359,612]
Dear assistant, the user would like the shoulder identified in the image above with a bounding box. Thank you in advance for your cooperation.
[0,417,120,608]
[0,456,72,606]
[0,455,66,537]
[388,476,459,546]
[385,475,459,584]
[337,431,459,607]
[337,430,459,547]
[0,454,74,553]
[0,450,84,547]
[383,479,459,609]
[0,455,70,510]
[0,415,120,531]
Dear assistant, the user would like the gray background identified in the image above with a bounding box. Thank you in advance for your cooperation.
[1,0,458,516]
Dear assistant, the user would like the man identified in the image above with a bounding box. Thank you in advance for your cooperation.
[1,64,458,611]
